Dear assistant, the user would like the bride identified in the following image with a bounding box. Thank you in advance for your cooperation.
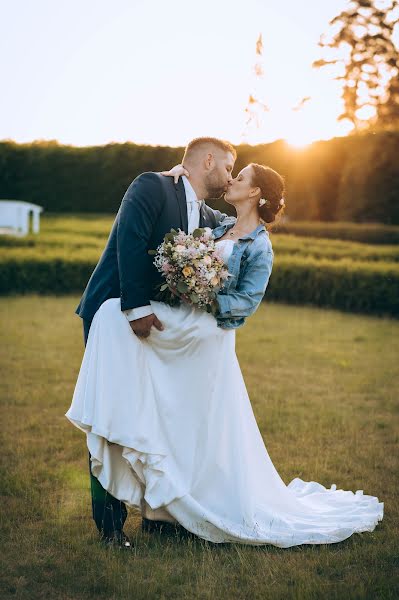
[66,161,383,549]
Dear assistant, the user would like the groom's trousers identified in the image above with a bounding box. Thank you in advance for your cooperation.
[83,319,128,536]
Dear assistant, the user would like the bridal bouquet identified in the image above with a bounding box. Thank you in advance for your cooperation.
[150,227,230,311]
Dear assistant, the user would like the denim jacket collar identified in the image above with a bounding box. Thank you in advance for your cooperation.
[212,220,267,241]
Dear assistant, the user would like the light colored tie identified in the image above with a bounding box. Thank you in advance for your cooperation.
[187,198,200,233]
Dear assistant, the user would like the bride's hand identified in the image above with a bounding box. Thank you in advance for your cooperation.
[161,164,190,184]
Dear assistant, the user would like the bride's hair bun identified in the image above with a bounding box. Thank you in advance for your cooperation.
[250,163,285,224]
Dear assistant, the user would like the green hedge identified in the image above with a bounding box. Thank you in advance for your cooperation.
[268,256,399,316]
[1,255,398,317]
[271,221,399,245]
[2,216,397,316]
[272,235,399,262]
[1,132,399,223]
[0,257,95,295]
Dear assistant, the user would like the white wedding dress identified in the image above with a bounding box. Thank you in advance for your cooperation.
[66,239,383,547]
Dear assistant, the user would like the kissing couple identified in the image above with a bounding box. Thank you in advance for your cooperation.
[66,137,383,549]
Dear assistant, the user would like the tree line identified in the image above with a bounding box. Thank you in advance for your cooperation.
[0,131,398,223]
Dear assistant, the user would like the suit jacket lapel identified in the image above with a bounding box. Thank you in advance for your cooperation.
[199,203,216,228]
[174,178,188,233]
[199,202,206,227]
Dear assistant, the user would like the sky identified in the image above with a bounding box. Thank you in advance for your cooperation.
[0,0,353,147]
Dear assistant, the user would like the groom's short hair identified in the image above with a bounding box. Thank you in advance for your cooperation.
[183,137,237,163]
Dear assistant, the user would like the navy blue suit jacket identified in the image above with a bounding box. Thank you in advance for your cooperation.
[76,173,228,322]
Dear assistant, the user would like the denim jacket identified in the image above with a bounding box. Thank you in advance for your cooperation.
[212,218,274,329]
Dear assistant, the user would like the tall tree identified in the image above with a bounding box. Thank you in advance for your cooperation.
[376,74,399,126]
[313,0,399,131]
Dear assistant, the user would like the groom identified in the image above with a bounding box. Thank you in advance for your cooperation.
[76,137,236,547]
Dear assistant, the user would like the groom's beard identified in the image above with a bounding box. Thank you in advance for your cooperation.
[203,173,227,200]
[205,188,226,200]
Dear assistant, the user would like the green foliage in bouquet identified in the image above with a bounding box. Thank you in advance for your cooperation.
[151,228,230,313]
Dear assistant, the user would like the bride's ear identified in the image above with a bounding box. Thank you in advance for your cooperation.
[249,186,261,199]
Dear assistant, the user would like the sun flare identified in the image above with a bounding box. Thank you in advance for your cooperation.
[283,133,313,149]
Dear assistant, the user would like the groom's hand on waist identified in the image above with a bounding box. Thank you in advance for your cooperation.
[129,314,164,338]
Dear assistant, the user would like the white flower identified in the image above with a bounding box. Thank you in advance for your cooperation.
[153,229,231,310]
[205,269,216,281]
[259,198,266,207]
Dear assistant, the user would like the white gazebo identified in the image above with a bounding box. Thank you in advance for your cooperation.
[0,200,44,236]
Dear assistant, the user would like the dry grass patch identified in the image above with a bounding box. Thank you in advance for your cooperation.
[1,297,398,599]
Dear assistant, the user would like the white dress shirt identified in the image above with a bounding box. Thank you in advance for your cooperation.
[124,175,202,321]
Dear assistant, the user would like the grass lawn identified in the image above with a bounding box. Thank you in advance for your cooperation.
[0,296,398,600]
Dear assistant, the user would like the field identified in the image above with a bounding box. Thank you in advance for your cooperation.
[1,215,399,316]
[1,296,398,600]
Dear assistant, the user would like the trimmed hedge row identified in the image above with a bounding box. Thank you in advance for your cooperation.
[268,256,399,316]
[272,236,399,263]
[271,221,399,245]
[0,257,95,295]
[4,232,399,263]
[1,255,398,317]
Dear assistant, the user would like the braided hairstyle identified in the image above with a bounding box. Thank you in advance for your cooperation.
[250,163,285,225]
